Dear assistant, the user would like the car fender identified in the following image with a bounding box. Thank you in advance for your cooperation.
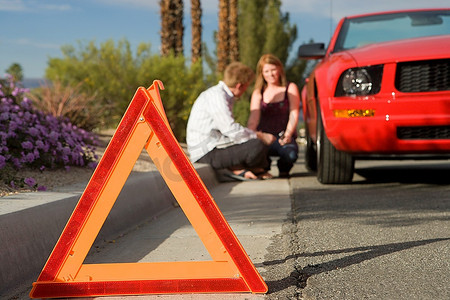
[314,52,357,140]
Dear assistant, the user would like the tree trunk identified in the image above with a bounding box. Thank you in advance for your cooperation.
[191,0,202,63]
[174,0,184,56]
[228,0,239,62]
[160,0,184,56]
[160,0,171,56]
[217,0,230,73]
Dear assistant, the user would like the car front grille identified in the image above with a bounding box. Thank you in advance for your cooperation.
[395,59,450,93]
[397,126,450,140]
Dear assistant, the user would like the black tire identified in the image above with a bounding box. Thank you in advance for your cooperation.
[304,124,317,171]
[316,106,354,184]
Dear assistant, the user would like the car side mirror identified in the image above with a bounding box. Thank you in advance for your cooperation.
[298,43,326,59]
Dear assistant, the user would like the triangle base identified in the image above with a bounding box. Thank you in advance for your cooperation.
[31,278,261,298]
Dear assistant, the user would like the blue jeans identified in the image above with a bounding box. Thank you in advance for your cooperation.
[268,138,298,173]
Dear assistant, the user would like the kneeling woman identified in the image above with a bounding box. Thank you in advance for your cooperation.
[248,54,301,178]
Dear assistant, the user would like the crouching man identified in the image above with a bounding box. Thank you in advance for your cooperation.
[186,62,275,180]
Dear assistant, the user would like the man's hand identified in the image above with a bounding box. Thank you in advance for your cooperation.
[256,131,276,145]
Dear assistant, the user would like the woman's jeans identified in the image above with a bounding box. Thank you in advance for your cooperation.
[268,138,298,173]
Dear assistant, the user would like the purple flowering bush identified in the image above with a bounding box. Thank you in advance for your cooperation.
[0,75,99,191]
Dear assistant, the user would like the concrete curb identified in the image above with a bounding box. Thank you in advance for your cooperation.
[0,163,218,297]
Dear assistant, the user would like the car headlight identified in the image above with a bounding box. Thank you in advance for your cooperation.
[335,65,383,97]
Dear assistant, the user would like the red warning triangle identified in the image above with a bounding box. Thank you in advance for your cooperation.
[29,81,268,298]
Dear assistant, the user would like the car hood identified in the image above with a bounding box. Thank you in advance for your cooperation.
[341,34,450,66]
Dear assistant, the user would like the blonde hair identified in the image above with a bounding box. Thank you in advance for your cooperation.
[223,62,255,87]
[254,54,287,92]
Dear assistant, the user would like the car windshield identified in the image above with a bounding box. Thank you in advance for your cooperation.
[334,10,450,52]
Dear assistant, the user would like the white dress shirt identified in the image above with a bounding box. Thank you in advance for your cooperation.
[186,81,257,162]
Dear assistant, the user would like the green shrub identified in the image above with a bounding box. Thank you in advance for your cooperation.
[45,39,216,141]
[28,80,100,131]
[137,55,214,141]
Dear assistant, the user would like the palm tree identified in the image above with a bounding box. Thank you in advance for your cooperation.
[160,0,184,56]
[229,0,239,62]
[217,0,230,72]
[191,0,202,63]
[174,0,184,56]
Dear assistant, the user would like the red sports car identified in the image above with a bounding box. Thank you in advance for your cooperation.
[298,8,450,184]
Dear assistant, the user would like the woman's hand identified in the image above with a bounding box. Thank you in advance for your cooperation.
[278,135,292,146]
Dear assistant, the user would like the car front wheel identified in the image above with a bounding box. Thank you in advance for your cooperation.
[304,123,317,171]
[316,106,354,184]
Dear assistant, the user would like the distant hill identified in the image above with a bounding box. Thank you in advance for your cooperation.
[22,78,49,89]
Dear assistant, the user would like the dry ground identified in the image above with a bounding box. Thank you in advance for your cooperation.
[0,166,95,197]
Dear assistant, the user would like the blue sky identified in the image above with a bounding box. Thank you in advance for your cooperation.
[1,0,448,78]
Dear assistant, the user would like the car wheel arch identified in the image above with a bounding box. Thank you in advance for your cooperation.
[315,94,355,184]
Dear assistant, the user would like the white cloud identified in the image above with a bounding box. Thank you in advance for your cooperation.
[95,0,159,11]
[0,0,26,11]
[13,38,60,50]
[40,4,71,11]
[282,0,449,21]
[95,0,219,15]
[0,0,72,12]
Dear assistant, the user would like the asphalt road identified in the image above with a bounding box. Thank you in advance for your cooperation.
[288,154,450,299]
[12,149,448,300]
